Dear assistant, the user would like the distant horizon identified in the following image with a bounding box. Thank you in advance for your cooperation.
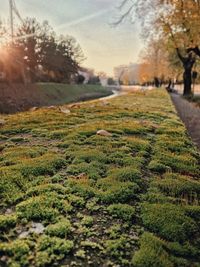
[0,0,143,76]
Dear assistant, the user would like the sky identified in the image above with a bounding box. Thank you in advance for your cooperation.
[0,0,143,76]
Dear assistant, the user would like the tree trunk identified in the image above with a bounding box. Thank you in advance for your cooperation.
[175,48,195,96]
[183,67,192,96]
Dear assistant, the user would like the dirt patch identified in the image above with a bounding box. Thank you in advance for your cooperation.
[171,93,200,149]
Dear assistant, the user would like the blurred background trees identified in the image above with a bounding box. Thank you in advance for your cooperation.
[117,0,200,95]
[0,17,85,84]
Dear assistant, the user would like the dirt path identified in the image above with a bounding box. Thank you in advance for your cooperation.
[171,93,200,149]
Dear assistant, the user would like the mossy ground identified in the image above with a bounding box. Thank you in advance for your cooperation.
[0,89,199,266]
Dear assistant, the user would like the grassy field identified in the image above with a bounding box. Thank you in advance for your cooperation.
[0,83,112,113]
[0,89,199,266]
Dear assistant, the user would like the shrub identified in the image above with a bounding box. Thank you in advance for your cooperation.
[141,203,197,242]
[107,204,135,221]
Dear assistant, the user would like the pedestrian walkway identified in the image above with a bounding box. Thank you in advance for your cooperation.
[171,93,200,149]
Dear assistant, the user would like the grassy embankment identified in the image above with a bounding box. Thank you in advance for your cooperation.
[0,89,199,266]
[0,83,112,113]
[36,83,113,105]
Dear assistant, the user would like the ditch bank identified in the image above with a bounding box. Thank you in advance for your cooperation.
[0,83,113,114]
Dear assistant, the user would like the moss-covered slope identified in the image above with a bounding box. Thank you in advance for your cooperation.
[0,89,199,266]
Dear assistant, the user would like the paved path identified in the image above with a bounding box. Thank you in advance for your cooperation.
[171,93,200,149]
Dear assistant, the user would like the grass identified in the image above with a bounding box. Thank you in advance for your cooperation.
[37,83,113,105]
[0,83,113,114]
[0,89,199,266]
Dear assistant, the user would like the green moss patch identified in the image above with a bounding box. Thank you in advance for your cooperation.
[107,204,135,221]
[141,203,197,242]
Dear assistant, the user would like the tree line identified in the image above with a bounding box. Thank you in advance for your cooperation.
[0,18,85,84]
[118,0,200,95]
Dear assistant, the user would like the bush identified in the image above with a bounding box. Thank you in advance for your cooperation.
[107,203,135,221]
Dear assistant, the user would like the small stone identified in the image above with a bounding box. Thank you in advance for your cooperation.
[30,107,38,111]
[96,130,112,137]
[19,231,29,239]
[46,105,56,109]
[5,208,12,215]
[30,222,45,234]
[16,228,22,234]
[0,119,5,126]
[89,104,96,108]
[101,101,109,106]
[59,107,71,114]
[1,256,8,262]
[76,173,87,180]
[69,104,81,109]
